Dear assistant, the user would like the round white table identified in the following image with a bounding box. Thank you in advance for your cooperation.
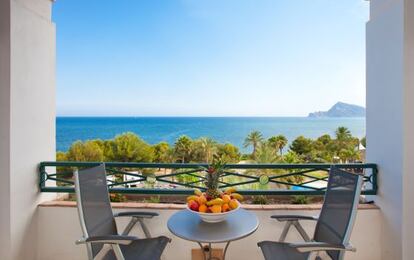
[167,209,259,260]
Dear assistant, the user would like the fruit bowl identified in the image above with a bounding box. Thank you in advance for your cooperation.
[186,186,244,223]
[186,201,240,223]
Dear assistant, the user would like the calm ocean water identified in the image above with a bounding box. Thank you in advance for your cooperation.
[56,117,365,153]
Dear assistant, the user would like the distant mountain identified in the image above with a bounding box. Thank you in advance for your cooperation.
[308,102,365,118]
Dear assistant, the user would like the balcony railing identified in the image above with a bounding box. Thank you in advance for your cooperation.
[39,162,377,195]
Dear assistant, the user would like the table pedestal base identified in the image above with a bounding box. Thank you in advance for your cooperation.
[196,242,231,260]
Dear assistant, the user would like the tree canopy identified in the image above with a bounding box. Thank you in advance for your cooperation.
[244,130,264,158]
[57,126,363,164]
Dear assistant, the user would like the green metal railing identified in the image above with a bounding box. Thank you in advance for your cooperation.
[39,162,377,195]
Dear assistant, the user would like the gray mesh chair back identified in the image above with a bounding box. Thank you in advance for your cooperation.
[313,166,363,260]
[75,164,117,258]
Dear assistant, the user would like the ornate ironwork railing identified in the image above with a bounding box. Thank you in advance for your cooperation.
[39,161,377,195]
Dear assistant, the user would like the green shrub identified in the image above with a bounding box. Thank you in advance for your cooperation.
[110,193,127,202]
[252,195,268,205]
[143,196,161,203]
[291,195,309,204]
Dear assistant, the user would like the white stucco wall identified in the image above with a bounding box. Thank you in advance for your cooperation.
[37,204,382,260]
[0,1,12,259]
[366,1,404,258]
[0,0,56,259]
[367,0,414,259]
[401,0,414,259]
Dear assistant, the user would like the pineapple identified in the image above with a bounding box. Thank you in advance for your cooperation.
[205,169,221,199]
[204,156,226,199]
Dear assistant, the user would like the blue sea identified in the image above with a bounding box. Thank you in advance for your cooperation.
[56,117,365,153]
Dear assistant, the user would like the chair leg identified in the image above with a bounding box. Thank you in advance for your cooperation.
[292,220,311,242]
[307,251,330,260]
[111,245,126,260]
[307,251,319,260]
[120,217,152,238]
[279,221,293,242]
[121,217,139,235]
[138,218,152,238]
[94,245,112,260]
[278,220,312,242]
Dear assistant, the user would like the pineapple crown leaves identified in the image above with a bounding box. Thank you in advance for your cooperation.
[203,155,227,176]
[201,155,227,191]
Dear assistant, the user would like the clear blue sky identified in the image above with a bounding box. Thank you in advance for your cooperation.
[53,0,368,117]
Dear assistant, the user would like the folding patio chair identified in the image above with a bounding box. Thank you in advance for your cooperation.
[74,164,170,260]
[258,166,363,260]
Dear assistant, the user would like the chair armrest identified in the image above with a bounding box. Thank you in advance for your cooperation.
[76,235,139,245]
[288,242,356,253]
[113,211,159,219]
[271,215,318,222]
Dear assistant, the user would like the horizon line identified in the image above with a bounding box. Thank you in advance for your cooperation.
[56,115,366,118]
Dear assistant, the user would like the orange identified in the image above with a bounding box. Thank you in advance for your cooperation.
[197,195,207,205]
[222,194,231,203]
[222,203,230,212]
[229,199,239,210]
[199,204,208,213]
[210,204,222,213]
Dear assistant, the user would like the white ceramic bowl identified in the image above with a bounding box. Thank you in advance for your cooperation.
[186,202,240,223]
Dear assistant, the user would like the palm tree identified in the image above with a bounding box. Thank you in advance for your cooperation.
[276,135,288,155]
[153,142,171,163]
[335,127,358,159]
[200,137,217,163]
[254,143,278,164]
[268,135,288,155]
[283,151,300,164]
[251,145,303,188]
[282,151,305,184]
[174,135,192,163]
[335,126,352,140]
[244,131,264,158]
[165,148,176,163]
[339,148,360,163]
[164,148,177,176]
